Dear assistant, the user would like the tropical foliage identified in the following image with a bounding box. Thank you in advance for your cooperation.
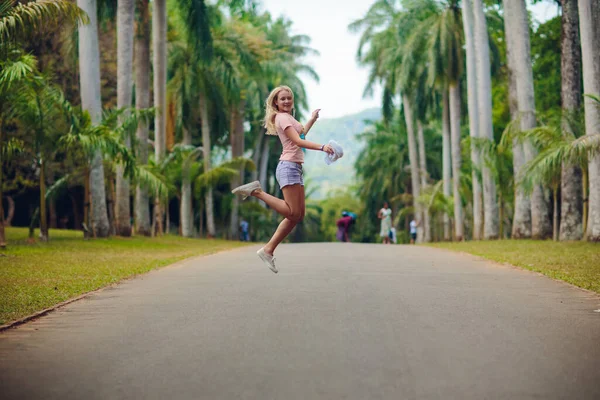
[0,0,320,246]
[2,0,600,247]
[349,0,600,243]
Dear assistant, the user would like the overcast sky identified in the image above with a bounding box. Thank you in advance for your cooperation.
[257,0,560,119]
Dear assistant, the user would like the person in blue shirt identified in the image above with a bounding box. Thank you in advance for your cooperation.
[240,219,249,242]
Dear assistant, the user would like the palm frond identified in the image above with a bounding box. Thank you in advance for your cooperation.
[394,206,415,225]
[0,50,37,89]
[194,165,238,189]
[45,174,71,200]
[1,137,25,159]
[584,93,600,106]
[0,0,89,43]
[219,156,256,172]
[517,145,562,195]
[134,164,171,199]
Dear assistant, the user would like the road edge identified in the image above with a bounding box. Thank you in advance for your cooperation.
[0,244,253,333]
[423,244,600,299]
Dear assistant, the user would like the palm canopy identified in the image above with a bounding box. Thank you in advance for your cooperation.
[355,119,410,206]
[0,0,88,44]
[350,0,442,120]
[514,123,600,195]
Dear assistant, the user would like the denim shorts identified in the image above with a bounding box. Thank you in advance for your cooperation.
[276,160,304,189]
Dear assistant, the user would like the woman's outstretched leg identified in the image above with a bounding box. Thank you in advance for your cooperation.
[252,190,292,218]
[232,180,295,218]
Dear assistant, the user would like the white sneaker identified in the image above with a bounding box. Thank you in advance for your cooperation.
[257,247,278,273]
[231,181,262,200]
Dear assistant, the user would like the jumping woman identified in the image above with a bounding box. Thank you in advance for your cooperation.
[231,85,334,273]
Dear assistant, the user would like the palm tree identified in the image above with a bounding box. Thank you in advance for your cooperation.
[350,0,437,242]
[172,0,215,236]
[402,94,423,240]
[57,100,164,234]
[355,119,410,239]
[421,0,464,240]
[14,77,67,242]
[503,0,530,238]
[472,0,499,239]
[134,0,151,236]
[560,0,583,240]
[0,53,37,247]
[442,93,451,240]
[217,18,271,239]
[578,0,600,241]
[474,136,514,239]
[417,119,432,241]
[77,0,110,237]
[0,0,86,246]
[152,0,167,234]
[504,0,551,239]
[445,1,464,241]
[516,122,600,241]
[461,0,483,239]
[114,0,136,236]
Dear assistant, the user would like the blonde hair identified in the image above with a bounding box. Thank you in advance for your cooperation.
[264,85,295,135]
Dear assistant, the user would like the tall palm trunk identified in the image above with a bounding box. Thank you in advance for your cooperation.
[251,129,263,183]
[417,120,431,242]
[153,0,167,235]
[77,0,110,237]
[5,196,14,226]
[560,0,583,241]
[442,91,452,240]
[507,0,551,239]
[403,95,422,242]
[199,90,215,237]
[258,137,270,208]
[552,185,559,241]
[107,171,117,235]
[579,0,600,241]
[115,0,135,237]
[39,158,48,241]
[83,166,90,237]
[181,128,194,237]
[473,0,499,239]
[449,83,463,240]
[134,0,151,236]
[504,0,531,238]
[0,120,6,247]
[462,0,482,240]
[229,100,245,239]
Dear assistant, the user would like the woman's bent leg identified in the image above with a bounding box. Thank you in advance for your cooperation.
[263,184,304,255]
[253,191,292,218]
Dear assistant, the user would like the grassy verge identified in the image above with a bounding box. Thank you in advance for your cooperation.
[427,240,600,294]
[0,227,251,326]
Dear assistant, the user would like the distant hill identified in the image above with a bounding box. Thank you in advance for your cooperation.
[302,108,381,199]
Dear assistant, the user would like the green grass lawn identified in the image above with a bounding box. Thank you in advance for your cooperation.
[428,240,600,293]
[0,227,250,326]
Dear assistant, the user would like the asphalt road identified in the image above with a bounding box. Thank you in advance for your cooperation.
[1,243,599,400]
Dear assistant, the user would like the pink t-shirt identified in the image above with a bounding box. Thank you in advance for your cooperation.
[275,112,304,163]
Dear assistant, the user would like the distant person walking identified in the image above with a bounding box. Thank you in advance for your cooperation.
[240,219,249,242]
[378,202,392,244]
[231,85,334,273]
[410,218,418,244]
